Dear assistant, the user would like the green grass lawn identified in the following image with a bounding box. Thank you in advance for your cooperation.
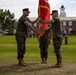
[0,35,76,75]
[0,35,76,63]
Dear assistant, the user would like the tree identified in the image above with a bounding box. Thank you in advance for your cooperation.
[0,9,16,34]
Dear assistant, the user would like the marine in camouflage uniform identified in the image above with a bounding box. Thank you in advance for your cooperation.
[39,29,51,63]
[15,8,38,66]
[40,10,63,67]
[15,15,28,62]
[51,10,63,67]
[51,17,63,68]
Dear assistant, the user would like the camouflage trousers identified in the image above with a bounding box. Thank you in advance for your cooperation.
[39,37,50,61]
[15,35,26,59]
[53,37,63,62]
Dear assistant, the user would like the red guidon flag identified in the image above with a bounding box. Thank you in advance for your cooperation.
[38,0,50,36]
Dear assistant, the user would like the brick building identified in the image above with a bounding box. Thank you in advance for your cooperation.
[59,5,76,35]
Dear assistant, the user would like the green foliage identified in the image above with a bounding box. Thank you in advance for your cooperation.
[0,9,16,34]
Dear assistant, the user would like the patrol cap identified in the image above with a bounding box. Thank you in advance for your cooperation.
[23,8,30,13]
[51,10,58,15]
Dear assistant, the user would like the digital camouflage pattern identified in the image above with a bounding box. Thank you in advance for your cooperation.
[15,15,29,59]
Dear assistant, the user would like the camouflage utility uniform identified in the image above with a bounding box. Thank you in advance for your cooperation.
[15,15,29,60]
[39,29,51,63]
[51,18,63,64]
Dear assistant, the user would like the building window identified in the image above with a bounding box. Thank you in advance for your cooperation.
[69,21,72,26]
[63,21,66,26]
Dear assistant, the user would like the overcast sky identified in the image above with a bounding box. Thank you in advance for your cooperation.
[0,0,76,19]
